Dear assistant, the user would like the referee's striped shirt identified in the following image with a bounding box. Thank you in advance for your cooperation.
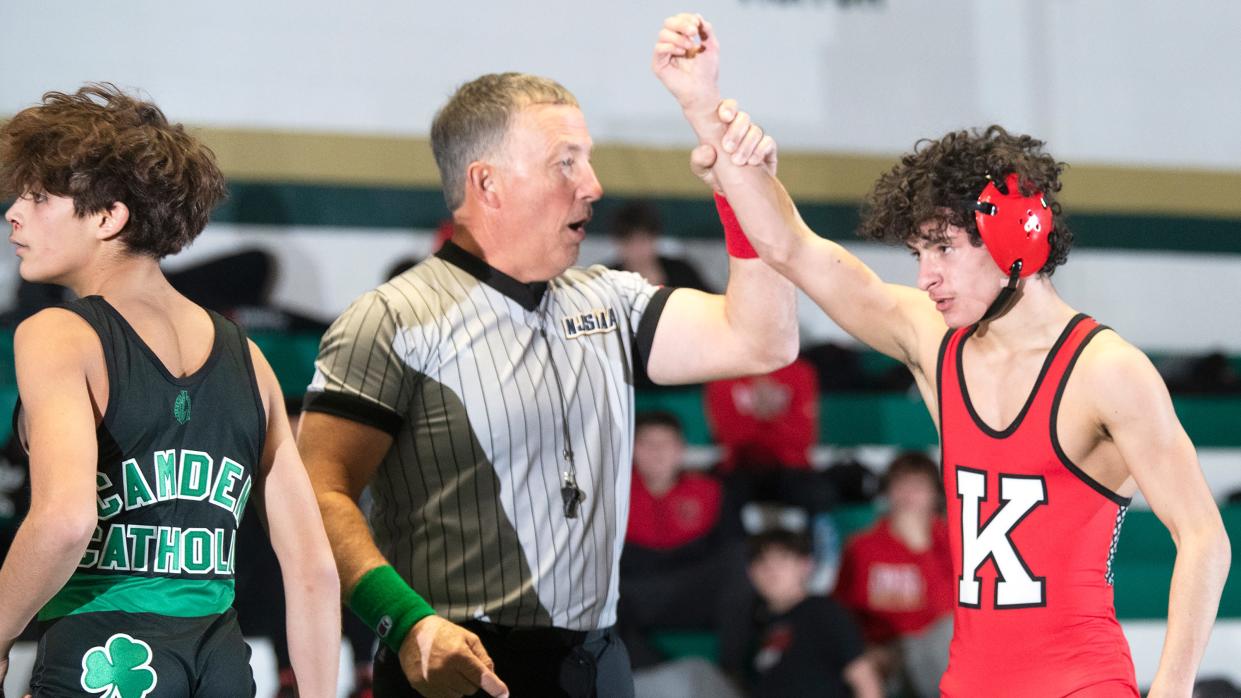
[305,241,672,631]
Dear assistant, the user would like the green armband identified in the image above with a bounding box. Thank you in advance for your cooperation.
[349,565,436,652]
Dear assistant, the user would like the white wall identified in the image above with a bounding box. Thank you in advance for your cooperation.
[3,0,1240,169]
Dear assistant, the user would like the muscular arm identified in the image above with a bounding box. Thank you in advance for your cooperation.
[641,105,798,383]
[652,14,944,371]
[298,410,507,698]
[645,259,798,384]
[248,343,340,697]
[296,411,393,594]
[1089,342,1230,695]
[0,311,101,644]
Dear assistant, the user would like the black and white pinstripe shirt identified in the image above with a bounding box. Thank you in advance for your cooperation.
[305,241,671,630]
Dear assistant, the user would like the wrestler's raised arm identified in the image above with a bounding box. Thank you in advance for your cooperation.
[652,13,947,384]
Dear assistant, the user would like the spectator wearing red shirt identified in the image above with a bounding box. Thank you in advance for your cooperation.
[618,412,750,676]
[626,431,722,552]
[835,452,954,697]
[706,357,817,471]
[705,358,836,514]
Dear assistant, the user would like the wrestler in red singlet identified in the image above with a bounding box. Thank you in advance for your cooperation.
[938,313,1139,697]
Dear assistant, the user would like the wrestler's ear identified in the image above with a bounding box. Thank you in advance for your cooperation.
[95,201,129,242]
[466,160,502,209]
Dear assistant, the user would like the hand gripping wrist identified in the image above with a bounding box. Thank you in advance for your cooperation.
[349,565,436,652]
[714,192,759,259]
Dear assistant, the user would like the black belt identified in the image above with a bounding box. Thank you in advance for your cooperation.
[461,620,594,649]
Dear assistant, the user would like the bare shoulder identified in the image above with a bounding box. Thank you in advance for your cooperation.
[14,309,106,430]
[1074,328,1172,416]
[245,338,280,414]
[14,307,100,368]
[245,337,274,373]
[1077,329,1161,385]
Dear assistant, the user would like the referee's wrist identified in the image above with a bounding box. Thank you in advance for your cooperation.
[348,565,436,652]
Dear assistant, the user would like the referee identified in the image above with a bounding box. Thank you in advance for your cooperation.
[298,72,797,698]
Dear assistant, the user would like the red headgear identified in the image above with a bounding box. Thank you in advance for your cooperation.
[973,173,1053,278]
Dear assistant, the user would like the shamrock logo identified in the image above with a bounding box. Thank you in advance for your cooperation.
[79,633,159,698]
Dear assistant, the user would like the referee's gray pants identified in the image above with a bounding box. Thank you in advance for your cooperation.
[374,622,634,698]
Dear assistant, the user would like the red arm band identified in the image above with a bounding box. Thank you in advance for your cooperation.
[714,192,759,259]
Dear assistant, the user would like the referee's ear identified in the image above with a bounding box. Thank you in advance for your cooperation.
[467,160,503,209]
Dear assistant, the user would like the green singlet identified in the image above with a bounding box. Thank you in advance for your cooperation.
[27,296,265,697]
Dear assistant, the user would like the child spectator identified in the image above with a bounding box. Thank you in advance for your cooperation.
[618,411,750,675]
[835,452,953,697]
[606,200,712,292]
[706,358,836,515]
[746,529,882,698]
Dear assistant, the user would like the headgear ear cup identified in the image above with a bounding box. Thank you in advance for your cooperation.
[971,172,1054,321]
[973,172,1054,278]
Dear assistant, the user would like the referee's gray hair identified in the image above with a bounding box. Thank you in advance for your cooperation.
[431,73,579,211]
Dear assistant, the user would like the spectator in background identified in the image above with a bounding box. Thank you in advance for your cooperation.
[835,452,953,697]
[745,529,883,698]
[618,412,751,678]
[705,357,836,514]
[706,357,818,472]
[606,200,712,292]
[607,201,715,389]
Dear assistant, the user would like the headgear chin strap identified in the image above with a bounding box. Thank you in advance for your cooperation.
[971,173,1053,321]
[980,260,1022,322]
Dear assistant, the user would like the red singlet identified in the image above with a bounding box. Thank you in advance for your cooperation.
[938,314,1139,697]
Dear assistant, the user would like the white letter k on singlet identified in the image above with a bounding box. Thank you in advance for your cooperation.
[957,467,1047,608]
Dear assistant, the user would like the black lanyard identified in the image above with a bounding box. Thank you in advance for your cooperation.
[538,296,585,519]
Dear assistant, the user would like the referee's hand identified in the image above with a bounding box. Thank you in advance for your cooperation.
[399,616,509,698]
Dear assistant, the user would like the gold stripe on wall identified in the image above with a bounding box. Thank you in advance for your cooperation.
[192,127,1241,218]
[1059,168,1241,219]
[197,128,442,188]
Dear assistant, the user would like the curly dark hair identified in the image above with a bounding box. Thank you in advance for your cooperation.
[858,125,1072,275]
[0,83,226,259]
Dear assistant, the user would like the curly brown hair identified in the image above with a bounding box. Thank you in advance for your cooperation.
[858,125,1072,275]
[0,83,226,259]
